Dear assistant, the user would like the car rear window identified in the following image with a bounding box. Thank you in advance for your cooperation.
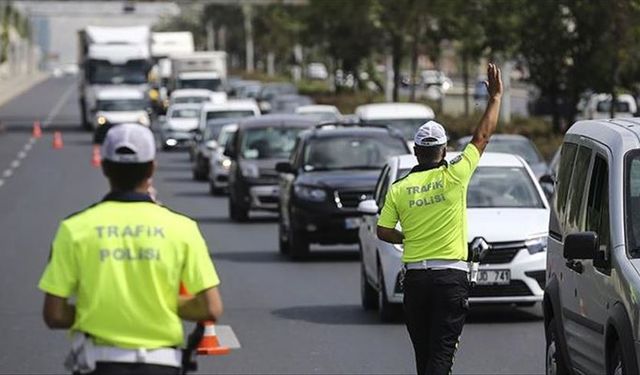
[303,136,408,171]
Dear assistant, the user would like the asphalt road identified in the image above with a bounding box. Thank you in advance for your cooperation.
[0,76,545,374]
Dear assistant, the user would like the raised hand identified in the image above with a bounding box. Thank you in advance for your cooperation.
[484,63,503,100]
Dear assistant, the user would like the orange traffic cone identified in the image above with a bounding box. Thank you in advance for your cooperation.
[52,131,63,149]
[179,283,229,356]
[91,145,101,167]
[197,321,230,355]
[32,121,42,138]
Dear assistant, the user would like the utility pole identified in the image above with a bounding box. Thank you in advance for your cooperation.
[242,4,254,73]
[206,19,215,51]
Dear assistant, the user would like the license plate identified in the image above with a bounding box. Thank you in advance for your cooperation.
[476,270,510,285]
[344,217,361,229]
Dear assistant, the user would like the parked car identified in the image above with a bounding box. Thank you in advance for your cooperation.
[306,62,328,80]
[160,103,201,150]
[208,123,238,195]
[256,83,298,113]
[577,93,638,120]
[224,115,318,221]
[295,105,342,122]
[355,102,435,145]
[455,134,548,178]
[276,126,410,259]
[359,152,550,320]
[191,119,237,181]
[544,118,640,375]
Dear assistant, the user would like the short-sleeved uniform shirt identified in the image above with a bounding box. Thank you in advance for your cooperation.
[39,192,220,349]
[378,144,481,263]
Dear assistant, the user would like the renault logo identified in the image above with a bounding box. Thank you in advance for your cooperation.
[470,237,491,261]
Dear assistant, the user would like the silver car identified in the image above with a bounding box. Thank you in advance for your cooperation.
[545,118,640,375]
[208,123,237,195]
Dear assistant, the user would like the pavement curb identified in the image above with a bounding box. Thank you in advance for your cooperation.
[0,72,50,109]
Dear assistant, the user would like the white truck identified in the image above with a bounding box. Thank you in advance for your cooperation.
[77,26,152,130]
[170,52,227,93]
[150,32,195,111]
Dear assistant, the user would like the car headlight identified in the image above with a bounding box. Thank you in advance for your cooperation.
[97,116,107,126]
[525,236,548,254]
[221,158,232,170]
[138,115,150,126]
[294,185,327,202]
[240,163,260,178]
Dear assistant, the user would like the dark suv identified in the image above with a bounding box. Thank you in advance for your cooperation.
[224,114,317,221]
[276,126,409,258]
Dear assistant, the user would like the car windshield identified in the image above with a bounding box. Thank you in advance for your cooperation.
[88,60,147,84]
[597,100,631,113]
[96,99,147,111]
[173,96,208,104]
[459,138,542,164]
[625,152,640,257]
[206,110,255,121]
[304,136,407,171]
[364,118,430,140]
[240,127,302,160]
[299,112,340,122]
[468,166,543,208]
[170,108,199,118]
[396,166,544,208]
[178,78,222,91]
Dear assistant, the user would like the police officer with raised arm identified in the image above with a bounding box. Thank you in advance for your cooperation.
[39,123,223,375]
[377,64,503,375]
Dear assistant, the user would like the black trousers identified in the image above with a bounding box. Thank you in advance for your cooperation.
[75,362,180,375]
[403,269,470,375]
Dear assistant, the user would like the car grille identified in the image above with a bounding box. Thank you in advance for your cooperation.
[525,270,546,290]
[258,196,279,204]
[470,280,533,298]
[334,190,372,209]
[479,241,525,264]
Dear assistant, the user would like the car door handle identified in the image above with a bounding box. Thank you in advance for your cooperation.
[566,260,584,274]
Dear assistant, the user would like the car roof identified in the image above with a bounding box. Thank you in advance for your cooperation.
[170,89,213,98]
[566,118,640,152]
[201,99,259,112]
[295,105,340,114]
[238,114,317,129]
[96,88,145,100]
[301,126,400,139]
[394,152,528,170]
[355,102,435,120]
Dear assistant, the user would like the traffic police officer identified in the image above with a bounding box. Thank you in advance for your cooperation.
[377,64,502,375]
[39,123,223,375]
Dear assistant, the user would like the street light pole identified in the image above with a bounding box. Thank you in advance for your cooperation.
[242,4,254,73]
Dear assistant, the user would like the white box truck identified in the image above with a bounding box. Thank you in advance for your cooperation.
[77,26,152,130]
[170,52,227,93]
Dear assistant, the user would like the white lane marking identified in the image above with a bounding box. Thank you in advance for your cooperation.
[42,82,76,127]
[216,325,241,349]
[0,81,75,190]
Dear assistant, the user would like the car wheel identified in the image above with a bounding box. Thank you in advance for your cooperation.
[377,263,398,322]
[228,195,248,222]
[361,261,378,310]
[546,317,570,375]
[289,227,309,260]
[278,218,290,255]
[609,340,630,375]
[192,158,207,181]
[209,180,224,196]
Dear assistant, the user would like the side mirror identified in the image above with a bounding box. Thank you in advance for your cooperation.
[564,232,599,260]
[357,199,379,215]
[275,162,295,174]
[205,140,218,150]
[539,174,555,185]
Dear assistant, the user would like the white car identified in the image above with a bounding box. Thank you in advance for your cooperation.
[208,123,238,195]
[295,105,342,122]
[358,152,550,320]
[160,103,201,149]
[577,93,637,120]
[169,88,226,106]
[93,87,150,130]
[198,99,261,132]
[355,102,435,145]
